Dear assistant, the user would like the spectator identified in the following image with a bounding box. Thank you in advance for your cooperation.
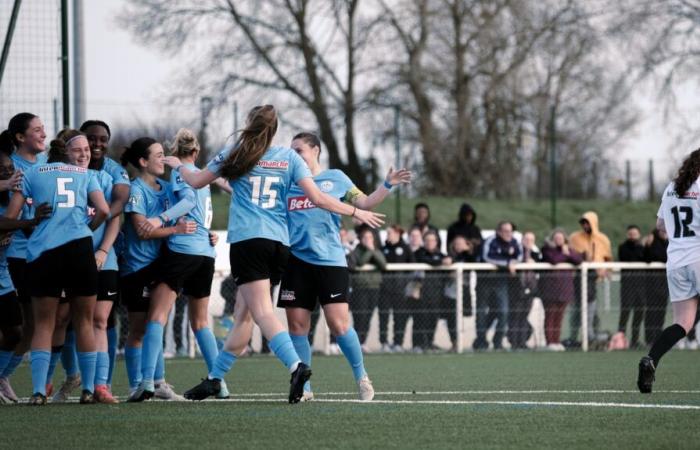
[340,228,357,255]
[447,203,482,253]
[540,229,583,351]
[643,227,668,344]
[566,211,612,347]
[380,225,415,352]
[445,236,477,319]
[473,221,521,350]
[508,231,542,349]
[414,231,453,351]
[617,225,646,349]
[411,203,441,248]
[348,228,387,351]
[408,227,424,253]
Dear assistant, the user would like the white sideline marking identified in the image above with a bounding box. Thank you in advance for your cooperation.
[219,390,700,396]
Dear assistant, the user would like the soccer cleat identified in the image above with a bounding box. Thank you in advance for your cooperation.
[79,389,96,404]
[127,381,155,402]
[358,375,375,401]
[52,374,81,403]
[154,382,185,401]
[300,391,314,402]
[27,393,47,406]
[216,380,230,399]
[184,378,220,401]
[0,377,19,403]
[289,363,312,404]
[94,385,119,404]
[638,356,656,394]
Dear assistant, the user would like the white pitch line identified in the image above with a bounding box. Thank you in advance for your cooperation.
[210,389,700,396]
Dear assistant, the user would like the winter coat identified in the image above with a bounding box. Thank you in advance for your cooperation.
[540,244,583,303]
[569,211,612,262]
[349,244,387,290]
[447,203,482,248]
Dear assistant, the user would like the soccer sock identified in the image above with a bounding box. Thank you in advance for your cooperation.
[0,350,11,376]
[106,327,118,386]
[141,321,163,387]
[61,330,80,378]
[337,328,367,381]
[1,353,23,378]
[77,352,97,393]
[290,334,312,391]
[124,346,142,389]
[195,327,219,372]
[269,331,301,372]
[209,350,237,380]
[30,350,51,396]
[95,351,110,386]
[46,345,63,385]
[154,348,165,384]
[649,323,687,366]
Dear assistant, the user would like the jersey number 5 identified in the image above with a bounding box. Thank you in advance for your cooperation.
[57,178,75,208]
[250,176,280,209]
[671,206,695,238]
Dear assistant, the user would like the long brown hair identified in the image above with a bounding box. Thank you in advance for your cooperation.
[219,105,278,180]
[674,148,700,197]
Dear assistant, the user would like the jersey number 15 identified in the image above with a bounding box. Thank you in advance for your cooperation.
[250,176,280,209]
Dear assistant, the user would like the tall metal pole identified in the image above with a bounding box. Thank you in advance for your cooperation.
[72,0,85,126]
[625,160,632,201]
[0,0,22,88]
[549,105,557,228]
[61,0,70,127]
[233,101,238,132]
[394,105,401,225]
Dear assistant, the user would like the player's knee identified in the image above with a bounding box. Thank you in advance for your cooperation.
[189,317,208,331]
[93,316,108,331]
[327,318,349,336]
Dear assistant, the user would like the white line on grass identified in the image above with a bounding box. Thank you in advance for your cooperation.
[221,389,700,396]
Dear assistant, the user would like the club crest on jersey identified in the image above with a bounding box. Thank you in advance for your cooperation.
[121,171,129,180]
[257,160,289,170]
[288,196,316,211]
[128,195,139,206]
[215,152,225,163]
[320,180,334,192]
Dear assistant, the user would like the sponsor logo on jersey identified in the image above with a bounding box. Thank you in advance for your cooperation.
[25,197,33,206]
[38,165,87,174]
[320,180,334,192]
[288,196,317,211]
[87,206,96,218]
[280,289,296,301]
[670,190,700,199]
[257,160,289,170]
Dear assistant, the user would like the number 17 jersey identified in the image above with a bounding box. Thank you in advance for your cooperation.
[658,180,700,270]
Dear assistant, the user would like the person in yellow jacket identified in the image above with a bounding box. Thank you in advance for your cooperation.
[566,211,612,346]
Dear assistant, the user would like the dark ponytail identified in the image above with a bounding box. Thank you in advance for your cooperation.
[3,112,38,148]
[48,129,84,163]
[121,137,157,169]
[220,105,278,180]
[674,148,700,197]
[0,130,13,157]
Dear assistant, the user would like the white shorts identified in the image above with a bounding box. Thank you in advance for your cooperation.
[667,263,700,302]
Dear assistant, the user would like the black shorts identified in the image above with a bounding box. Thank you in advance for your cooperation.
[26,237,98,298]
[278,254,349,311]
[0,291,22,328]
[97,270,119,302]
[7,257,29,304]
[121,261,160,313]
[230,238,289,286]
[155,248,215,299]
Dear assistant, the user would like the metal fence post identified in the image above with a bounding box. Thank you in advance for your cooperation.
[455,266,464,353]
[581,264,589,352]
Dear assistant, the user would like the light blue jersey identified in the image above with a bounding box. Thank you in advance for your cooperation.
[168,163,215,258]
[102,157,130,186]
[22,163,101,262]
[207,146,311,245]
[88,170,118,271]
[7,151,48,259]
[0,205,15,296]
[121,177,173,276]
[288,169,358,267]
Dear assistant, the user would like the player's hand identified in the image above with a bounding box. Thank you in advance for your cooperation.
[163,156,183,169]
[353,209,385,229]
[137,217,163,238]
[385,167,412,187]
[209,231,219,246]
[95,250,106,271]
[175,218,197,235]
[0,171,22,192]
[33,202,52,223]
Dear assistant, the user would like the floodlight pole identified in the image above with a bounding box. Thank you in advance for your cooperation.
[61,0,70,127]
[0,0,22,88]
[549,105,557,228]
[394,105,401,225]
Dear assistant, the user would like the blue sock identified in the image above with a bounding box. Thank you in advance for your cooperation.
[124,346,142,389]
[77,352,97,393]
[290,334,312,391]
[2,353,23,378]
[61,330,79,377]
[46,346,62,385]
[337,328,367,381]
[95,351,109,386]
[269,331,301,372]
[30,350,51,396]
[154,348,165,382]
[195,327,219,372]
[0,350,11,375]
[141,321,163,385]
[209,350,237,380]
[107,327,117,386]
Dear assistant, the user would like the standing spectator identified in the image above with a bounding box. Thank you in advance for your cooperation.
[414,231,453,351]
[411,203,441,248]
[380,225,415,352]
[566,211,612,347]
[508,231,542,349]
[340,228,357,254]
[473,222,521,350]
[445,236,478,319]
[617,225,646,349]
[447,203,482,253]
[348,228,387,351]
[540,229,583,350]
[643,227,668,344]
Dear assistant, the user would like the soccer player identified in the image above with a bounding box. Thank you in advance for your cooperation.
[170,105,383,403]
[279,132,411,401]
[638,149,700,393]
[5,130,109,405]
[120,137,194,401]
[130,129,224,401]
[0,113,47,402]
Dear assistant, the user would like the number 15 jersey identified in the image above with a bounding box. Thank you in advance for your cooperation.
[22,163,101,262]
[658,180,700,270]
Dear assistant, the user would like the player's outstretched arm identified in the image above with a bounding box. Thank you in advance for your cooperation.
[354,167,412,210]
[163,156,218,189]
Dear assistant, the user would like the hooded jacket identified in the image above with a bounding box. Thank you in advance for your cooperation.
[568,211,612,262]
[447,203,482,246]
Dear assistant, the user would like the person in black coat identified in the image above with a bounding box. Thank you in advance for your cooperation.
[618,225,646,348]
[508,231,541,349]
[447,203,482,253]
